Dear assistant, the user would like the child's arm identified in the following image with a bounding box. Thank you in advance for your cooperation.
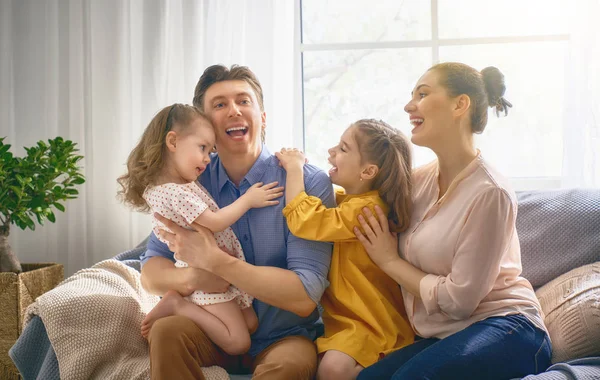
[194,181,284,232]
[283,193,377,242]
[275,148,306,204]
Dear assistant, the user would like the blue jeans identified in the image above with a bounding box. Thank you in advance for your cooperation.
[357,314,551,380]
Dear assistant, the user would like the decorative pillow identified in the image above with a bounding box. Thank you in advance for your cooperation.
[535,262,600,363]
[517,189,600,288]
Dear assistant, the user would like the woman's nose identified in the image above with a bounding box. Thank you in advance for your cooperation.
[404,100,415,113]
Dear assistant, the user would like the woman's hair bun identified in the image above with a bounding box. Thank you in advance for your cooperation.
[481,66,512,116]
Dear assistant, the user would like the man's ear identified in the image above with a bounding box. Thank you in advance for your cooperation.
[454,94,471,117]
[361,164,379,180]
[165,131,178,152]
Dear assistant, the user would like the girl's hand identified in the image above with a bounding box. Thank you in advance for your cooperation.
[243,181,284,208]
[275,148,306,172]
[354,205,401,268]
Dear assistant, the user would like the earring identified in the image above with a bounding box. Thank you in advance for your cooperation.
[359,177,363,182]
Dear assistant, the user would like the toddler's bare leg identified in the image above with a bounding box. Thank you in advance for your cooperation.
[242,306,259,334]
[142,290,251,355]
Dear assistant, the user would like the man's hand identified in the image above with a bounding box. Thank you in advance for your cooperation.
[181,267,230,295]
[155,213,233,273]
[140,256,230,296]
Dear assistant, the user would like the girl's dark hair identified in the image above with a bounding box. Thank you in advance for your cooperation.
[117,104,209,212]
[429,62,512,133]
[352,119,412,232]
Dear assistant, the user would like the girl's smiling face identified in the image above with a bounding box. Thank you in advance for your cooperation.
[327,126,368,193]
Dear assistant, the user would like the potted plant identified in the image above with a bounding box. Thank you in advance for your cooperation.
[0,136,85,379]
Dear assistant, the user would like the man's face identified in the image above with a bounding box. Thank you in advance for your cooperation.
[202,80,266,157]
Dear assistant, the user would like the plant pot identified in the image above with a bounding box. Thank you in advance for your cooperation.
[0,263,64,380]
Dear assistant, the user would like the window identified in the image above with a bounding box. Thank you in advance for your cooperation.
[298,0,569,189]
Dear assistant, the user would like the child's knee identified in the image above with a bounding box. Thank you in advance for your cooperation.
[317,359,355,380]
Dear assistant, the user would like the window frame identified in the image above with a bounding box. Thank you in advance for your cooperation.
[294,0,569,190]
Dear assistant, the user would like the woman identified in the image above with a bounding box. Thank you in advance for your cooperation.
[354,62,551,380]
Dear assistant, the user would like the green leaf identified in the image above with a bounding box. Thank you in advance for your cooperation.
[0,144,10,155]
[3,136,85,227]
[25,217,36,230]
[16,213,35,231]
[10,186,23,198]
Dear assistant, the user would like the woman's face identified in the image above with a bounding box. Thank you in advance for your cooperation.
[404,69,457,149]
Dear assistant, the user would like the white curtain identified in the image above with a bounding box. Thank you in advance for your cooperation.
[0,0,295,276]
[562,0,600,188]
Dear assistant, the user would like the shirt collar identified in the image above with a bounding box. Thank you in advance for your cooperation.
[217,145,272,191]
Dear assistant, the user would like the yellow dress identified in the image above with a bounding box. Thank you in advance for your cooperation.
[282,189,414,367]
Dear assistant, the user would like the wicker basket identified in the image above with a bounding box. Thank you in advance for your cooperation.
[0,263,64,380]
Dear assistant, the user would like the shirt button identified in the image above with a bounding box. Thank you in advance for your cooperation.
[243,235,249,241]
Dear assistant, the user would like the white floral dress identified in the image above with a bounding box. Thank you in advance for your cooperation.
[143,181,253,309]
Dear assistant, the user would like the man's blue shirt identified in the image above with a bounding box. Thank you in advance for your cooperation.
[141,146,335,355]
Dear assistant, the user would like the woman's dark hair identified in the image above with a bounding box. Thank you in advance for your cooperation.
[429,62,512,133]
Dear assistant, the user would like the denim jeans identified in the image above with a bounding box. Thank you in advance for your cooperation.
[357,314,551,380]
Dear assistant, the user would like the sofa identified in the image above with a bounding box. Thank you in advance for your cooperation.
[9,188,600,379]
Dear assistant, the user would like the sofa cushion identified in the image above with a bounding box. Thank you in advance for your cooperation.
[535,262,600,363]
[517,189,600,288]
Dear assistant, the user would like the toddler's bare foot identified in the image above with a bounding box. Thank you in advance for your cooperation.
[141,290,185,338]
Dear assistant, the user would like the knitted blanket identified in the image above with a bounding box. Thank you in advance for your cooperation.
[23,259,230,380]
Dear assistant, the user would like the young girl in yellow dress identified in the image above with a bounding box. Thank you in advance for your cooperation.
[276,119,415,380]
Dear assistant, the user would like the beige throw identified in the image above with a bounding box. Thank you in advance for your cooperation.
[24,259,230,380]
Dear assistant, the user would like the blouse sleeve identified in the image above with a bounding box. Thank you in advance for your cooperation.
[282,191,374,242]
[170,188,209,225]
[419,188,517,320]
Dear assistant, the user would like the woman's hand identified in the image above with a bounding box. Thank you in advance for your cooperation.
[155,213,232,273]
[355,205,427,297]
[354,205,401,269]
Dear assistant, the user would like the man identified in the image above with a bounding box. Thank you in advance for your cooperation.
[140,64,335,379]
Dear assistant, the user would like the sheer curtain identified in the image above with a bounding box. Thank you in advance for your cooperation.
[0,0,295,275]
[562,0,600,188]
